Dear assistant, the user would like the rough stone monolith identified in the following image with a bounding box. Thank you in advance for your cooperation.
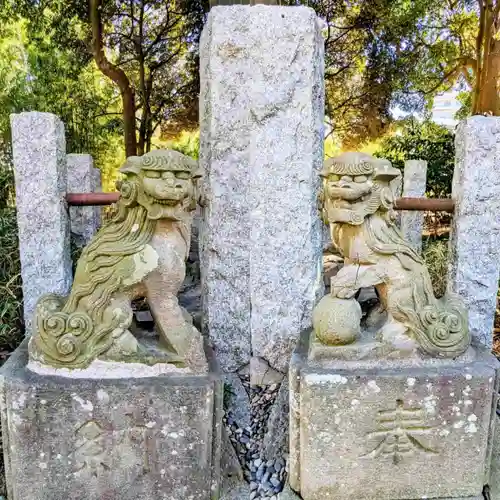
[199,5,325,375]
[67,154,102,247]
[401,159,427,253]
[10,112,72,331]
[448,117,500,349]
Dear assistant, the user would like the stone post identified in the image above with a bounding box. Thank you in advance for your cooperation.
[400,159,427,253]
[448,117,500,350]
[10,112,72,332]
[200,6,324,481]
[67,154,102,247]
[200,4,324,375]
[390,171,403,227]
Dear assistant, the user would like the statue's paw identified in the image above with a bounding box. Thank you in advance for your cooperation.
[376,322,416,353]
[107,330,139,358]
[331,286,357,299]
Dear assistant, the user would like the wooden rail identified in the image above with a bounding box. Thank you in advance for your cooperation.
[66,193,456,212]
[67,192,120,206]
[393,197,454,212]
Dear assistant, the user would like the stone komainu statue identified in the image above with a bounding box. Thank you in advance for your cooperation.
[29,149,207,372]
[317,152,470,358]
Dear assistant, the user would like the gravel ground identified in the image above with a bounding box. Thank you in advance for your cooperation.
[223,379,289,499]
[249,384,287,499]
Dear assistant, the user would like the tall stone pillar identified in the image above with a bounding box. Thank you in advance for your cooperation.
[401,159,427,253]
[10,112,72,331]
[200,7,324,486]
[200,5,324,376]
[67,154,102,247]
[448,117,500,349]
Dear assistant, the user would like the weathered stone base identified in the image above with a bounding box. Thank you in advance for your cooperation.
[278,483,485,499]
[0,340,223,500]
[488,414,500,499]
[289,330,499,500]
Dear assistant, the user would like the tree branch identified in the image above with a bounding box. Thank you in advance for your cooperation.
[89,0,137,156]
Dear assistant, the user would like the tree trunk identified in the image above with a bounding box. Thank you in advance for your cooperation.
[138,112,148,156]
[89,0,137,157]
[477,39,500,115]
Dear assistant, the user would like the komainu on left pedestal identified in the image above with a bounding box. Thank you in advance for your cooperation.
[0,150,222,500]
[30,149,207,374]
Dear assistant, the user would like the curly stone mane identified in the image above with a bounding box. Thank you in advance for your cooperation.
[33,177,157,368]
[64,179,155,320]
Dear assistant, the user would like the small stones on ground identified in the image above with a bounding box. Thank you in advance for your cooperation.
[248,383,287,498]
[224,377,287,498]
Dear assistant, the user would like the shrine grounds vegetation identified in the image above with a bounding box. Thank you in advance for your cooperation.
[0,207,22,356]
[422,237,448,299]
[0,147,23,362]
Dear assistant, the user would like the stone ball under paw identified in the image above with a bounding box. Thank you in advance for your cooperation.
[312,295,362,346]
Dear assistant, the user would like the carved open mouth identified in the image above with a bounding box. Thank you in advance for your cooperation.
[330,186,364,201]
[155,198,181,206]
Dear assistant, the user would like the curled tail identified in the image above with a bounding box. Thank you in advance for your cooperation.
[413,293,470,358]
[31,294,127,368]
[396,285,470,358]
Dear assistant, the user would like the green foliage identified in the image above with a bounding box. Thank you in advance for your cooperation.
[0,208,23,352]
[0,146,14,209]
[0,9,126,355]
[0,14,124,171]
[298,0,458,148]
[422,237,449,299]
[375,120,455,198]
[164,131,200,160]
[17,0,207,154]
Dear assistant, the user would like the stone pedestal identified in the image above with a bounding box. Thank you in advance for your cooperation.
[490,413,500,499]
[0,340,222,500]
[289,329,499,500]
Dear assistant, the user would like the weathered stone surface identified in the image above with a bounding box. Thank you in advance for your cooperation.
[220,475,250,500]
[223,372,250,429]
[199,5,325,373]
[401,159,427,254]
[250,356,285,386]
[220,425,244,480]
[322,221,332,251]
[10,112,72,332]
[278,487,483,500]
[278,483,301,499]
[67,154,102,247]
[290,330,499,500]
[448,117,500,349]
[263,376,289,462]
[390,171,403,227]
[0,340,222,500]
[312,295,361,346]
[489,414,500,499]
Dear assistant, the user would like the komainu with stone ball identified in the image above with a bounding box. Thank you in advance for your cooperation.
[29,149,207,373]
[315,152,470,358]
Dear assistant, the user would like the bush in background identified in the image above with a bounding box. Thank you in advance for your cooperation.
[0,208,23,353]
[422,237,449,298]
[163,130,199,160]
[0,145,23,356]
[375,119,455,199]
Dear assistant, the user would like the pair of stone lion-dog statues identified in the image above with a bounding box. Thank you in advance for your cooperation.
[29,150,470,374]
